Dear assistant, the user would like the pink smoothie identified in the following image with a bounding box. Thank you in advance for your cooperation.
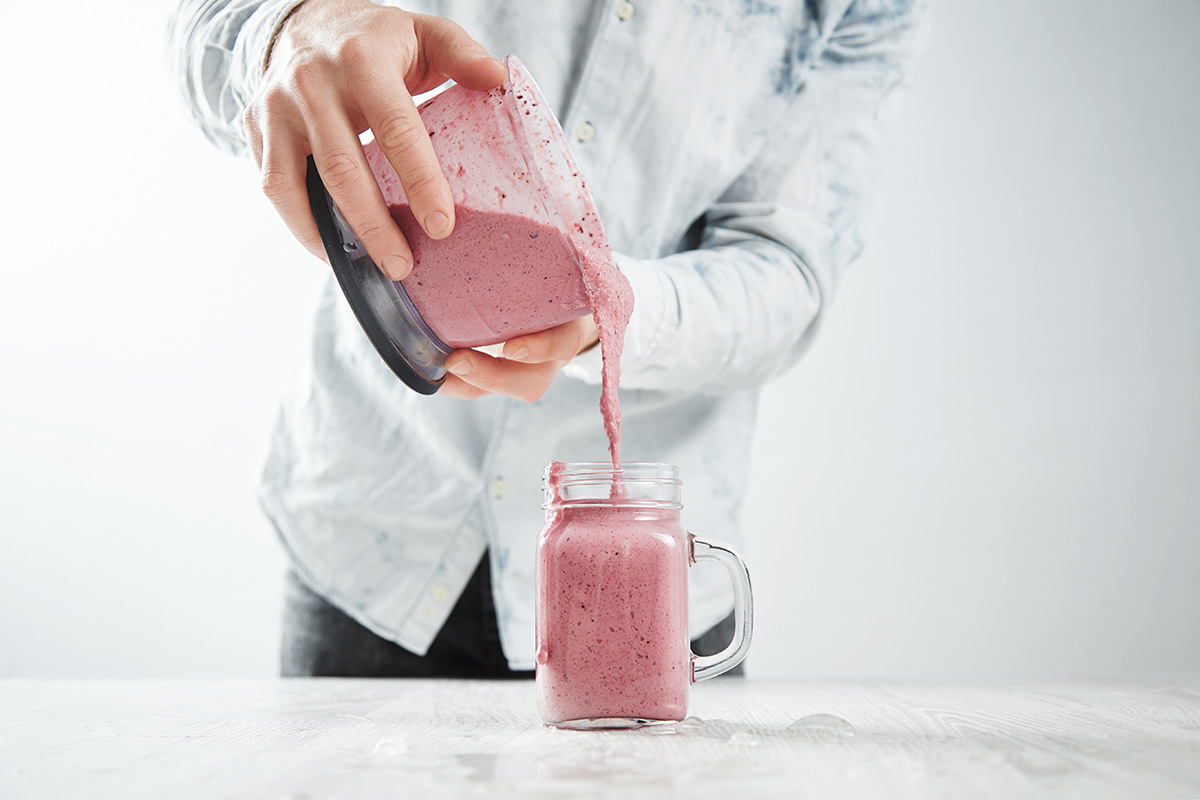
[535,501,690,724]
[388,200,632,465]
[362,66,633,464]
[390,204,592,349]
[573,241,632,467]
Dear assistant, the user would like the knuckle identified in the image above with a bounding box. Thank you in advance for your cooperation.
[423,13,469,44]
[399,166,444,200]
[336,33,376,67]
[350,217,395,244]
[449,33,488,60]
[369,4,405,24]
[393,39,420,72]
[259,168,294,203]
[259,89,289,118]
[372,110,424,157]
[316,151,363,191]
[289,54,328,97]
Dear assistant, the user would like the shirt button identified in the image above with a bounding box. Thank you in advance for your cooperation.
[430,585,449,603]
[615,1,635,20]
[423,605,438,619]
[491,477,508,498]
[575,122,595,143]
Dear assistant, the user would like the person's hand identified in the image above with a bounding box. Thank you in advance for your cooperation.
[441,316,601,401]
[244,0,507,278]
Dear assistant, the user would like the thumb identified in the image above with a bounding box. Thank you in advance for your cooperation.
[413,15,508,91]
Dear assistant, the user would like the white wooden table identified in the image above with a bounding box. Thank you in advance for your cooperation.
[2,677,1199,799]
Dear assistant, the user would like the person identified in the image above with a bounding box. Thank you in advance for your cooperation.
[170,0,928,677]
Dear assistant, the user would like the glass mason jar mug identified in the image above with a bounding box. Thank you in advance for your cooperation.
[535,463,754,729]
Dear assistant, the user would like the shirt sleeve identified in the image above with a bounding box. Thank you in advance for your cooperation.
[169,0,310,156]
[563,0,930,395]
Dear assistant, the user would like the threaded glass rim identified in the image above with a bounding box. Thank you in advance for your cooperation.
[542,462,682,508]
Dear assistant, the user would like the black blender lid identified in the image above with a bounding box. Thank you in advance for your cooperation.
[306,156,450,395]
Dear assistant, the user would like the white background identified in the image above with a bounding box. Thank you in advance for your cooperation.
[1,1,1196,679]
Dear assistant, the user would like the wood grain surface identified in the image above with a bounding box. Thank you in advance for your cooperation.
[2,677,1199,799]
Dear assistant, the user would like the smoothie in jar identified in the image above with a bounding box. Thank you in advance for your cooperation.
[536,493,690,725]
[535,463,754,728]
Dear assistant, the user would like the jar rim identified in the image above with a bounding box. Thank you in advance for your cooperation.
[542,462,683,509]
[543,461,680,486]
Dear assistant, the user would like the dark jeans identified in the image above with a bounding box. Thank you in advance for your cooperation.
[282,554,743,678]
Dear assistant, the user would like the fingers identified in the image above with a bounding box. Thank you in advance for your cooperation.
[502,316,600,364]
[246,97,327,262]
[444,349,564,403]
[259,128,328,262]
[243,3,509,278]
[306,101,415,280]
[355,76,455,244]
[412,14,509,91]
[437,374,492,400]
[438,317,598,401]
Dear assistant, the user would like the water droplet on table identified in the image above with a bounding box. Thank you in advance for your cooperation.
[786,714,857,741]
[372,736,409,756]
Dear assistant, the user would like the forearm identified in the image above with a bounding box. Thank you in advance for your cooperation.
[566,0,929,396]
[169,0,309,155]
[565,206,829,395]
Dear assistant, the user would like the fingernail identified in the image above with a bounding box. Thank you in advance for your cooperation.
[510,346,531,361]
[447,358,471,376]
[382,255,410,280]
[424,210,452,239]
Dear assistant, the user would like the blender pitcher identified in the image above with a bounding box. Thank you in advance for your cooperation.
[306,54,609,394]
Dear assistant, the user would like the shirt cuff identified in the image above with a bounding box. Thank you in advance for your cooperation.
[561,252,669,385]
[228,0,311,138]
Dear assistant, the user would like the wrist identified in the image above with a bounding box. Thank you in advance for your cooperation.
[262,0,314,73]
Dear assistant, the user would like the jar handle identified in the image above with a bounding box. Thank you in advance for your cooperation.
[689,534,754,682]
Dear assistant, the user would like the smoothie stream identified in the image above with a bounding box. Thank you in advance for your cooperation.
[572,241,633,466]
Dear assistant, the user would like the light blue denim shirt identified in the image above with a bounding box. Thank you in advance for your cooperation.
[171,0,927,669]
